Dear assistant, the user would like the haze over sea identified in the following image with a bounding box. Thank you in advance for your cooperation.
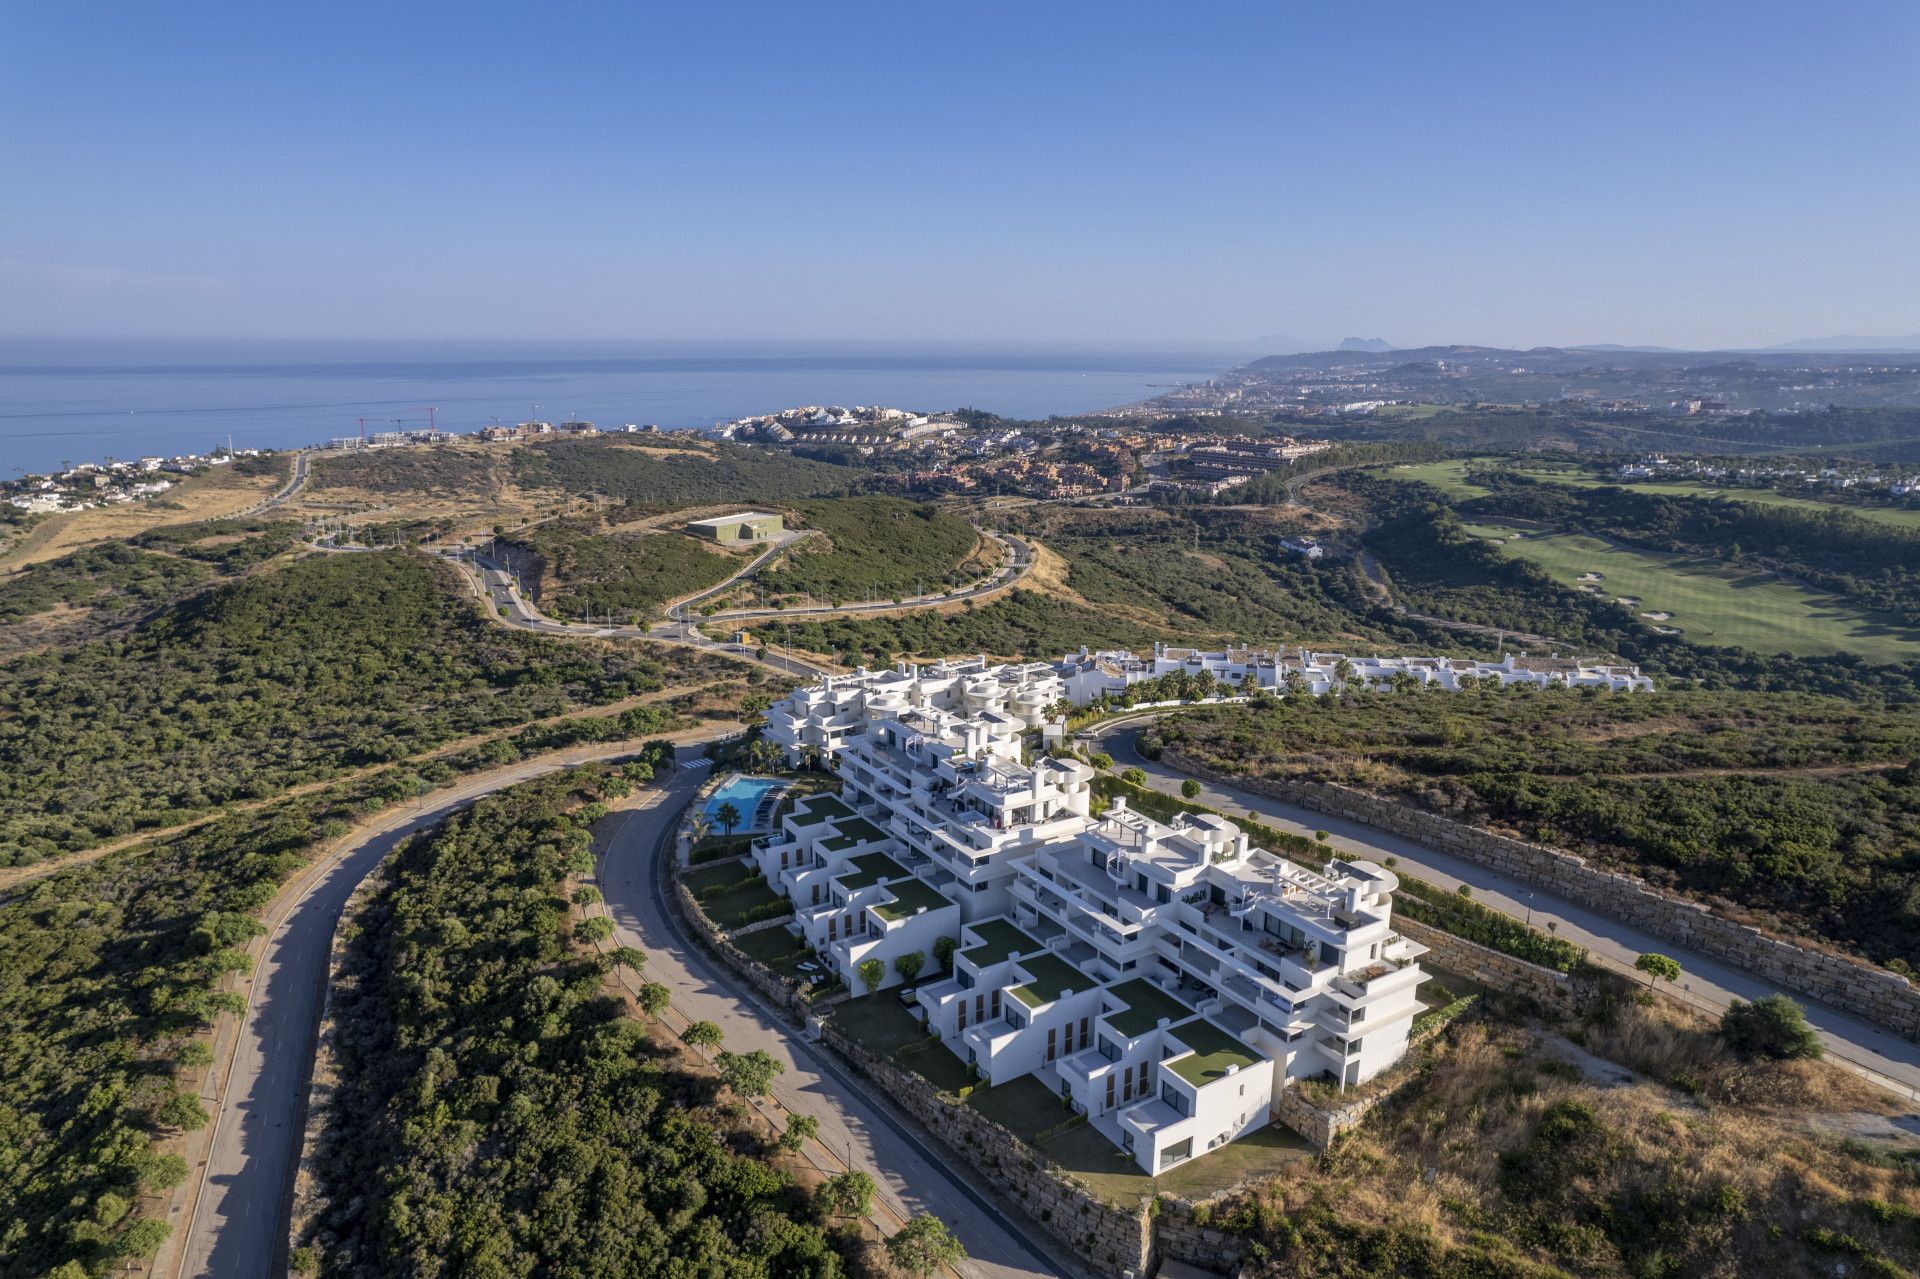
[0,339,1229,476]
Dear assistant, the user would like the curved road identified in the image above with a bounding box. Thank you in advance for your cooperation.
[1088,717,1920,1101]
[176,735,1066,1279]
[174,739,719,1278]
[595,765,1066,1279]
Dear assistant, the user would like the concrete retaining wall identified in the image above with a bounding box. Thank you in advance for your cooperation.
[1162,749,1920,1043]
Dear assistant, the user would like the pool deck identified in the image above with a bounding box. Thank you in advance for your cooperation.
[704,772,792,834]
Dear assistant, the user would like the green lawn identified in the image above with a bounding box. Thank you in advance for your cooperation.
[1491,531,1920,662]
[682,861,790,929]
[967,1075,1068,1140]
[1393,459,1920,531]
[1040,1118,1313,1208]
[830,994,929,1056]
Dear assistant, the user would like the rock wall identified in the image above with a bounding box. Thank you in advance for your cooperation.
[1394,916,1577,1007]
[1162,749,1920,1043]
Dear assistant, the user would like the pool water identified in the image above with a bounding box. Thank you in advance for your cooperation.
[703,775,786,831]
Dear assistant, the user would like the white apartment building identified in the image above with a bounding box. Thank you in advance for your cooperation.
[1059,642,1652,701]
[750,663,1429,1175]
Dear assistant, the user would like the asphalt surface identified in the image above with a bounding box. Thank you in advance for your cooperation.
[595,762,1067,1279]
[175,743,709,1279]
[1089,718,1920,1101]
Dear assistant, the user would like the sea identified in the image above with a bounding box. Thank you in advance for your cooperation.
[0,339,1229,476]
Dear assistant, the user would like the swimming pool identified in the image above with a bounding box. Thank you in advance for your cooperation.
[702,774,787,832]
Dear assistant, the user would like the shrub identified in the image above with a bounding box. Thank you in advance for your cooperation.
[1721,994,1823,1060]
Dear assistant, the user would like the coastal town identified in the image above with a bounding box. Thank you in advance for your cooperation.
[2,448,259,514]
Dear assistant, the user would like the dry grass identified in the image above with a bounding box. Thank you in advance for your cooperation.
[0,465,280,570]
[1220,1002,1920,1278]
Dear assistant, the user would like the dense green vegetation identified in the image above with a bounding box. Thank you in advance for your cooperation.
[0,521,301,626]
[757,497,982,602]
[1153,689,1920,970]
[307,768,848,1277]
[0,551,701,864]
[506,518,738,618]
[514,437,866,505]
[755,587,1166,664]
[0,712,692,1279]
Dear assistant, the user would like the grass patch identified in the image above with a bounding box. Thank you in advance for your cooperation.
[683,861,789,929]
[1041,1118,1313,1208]
[967,1074,1068,1141]
[1492,530,1920,661]
[829,993,928,1056]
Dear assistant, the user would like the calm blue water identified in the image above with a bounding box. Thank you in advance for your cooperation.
[0,339,1228,475]
[705,775,786,829]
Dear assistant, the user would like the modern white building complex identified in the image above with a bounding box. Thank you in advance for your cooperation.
[1059,642,1653,699]
[754,655,1432,1174]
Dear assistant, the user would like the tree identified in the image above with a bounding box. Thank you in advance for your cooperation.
[1721,994,1823,1060]
[574,916,614,945]
[689,812,713,847]
[780,1113,819,1152]
[1089,752,1114,770]
[683,1020,724,1050]
[113,1218,171,1262]
[1634,952,1681,987]
[610,945,646,972]
[819,1169,877,1219]
[175,1040,214,1070]
[155,1092,209,1132]
[886,1215,966,1277]
[714,801,743,837]
[572,885,602,905]
[637,982,671,1016]
[932,935,957,971]
[1180,779,1202,800]
[858,957,885,993]
[716,1048,784,1097]
[1121,767,1146,785]
[894,951,924,985]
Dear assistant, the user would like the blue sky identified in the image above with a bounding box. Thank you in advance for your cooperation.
[2,1,1916,349]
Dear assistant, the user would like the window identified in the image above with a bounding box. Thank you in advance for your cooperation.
[1159,1138,1192,1169]
[1099,1035,1121,1063]
[957,1000,968,1030]
[1159,1082,1190,1117]
[828,917,838,942]
[1156,884,1171,904]
[1136,1060,1152,1096]
[1046,1027,1058,1061]
[1078,1017,1090,1052]
[991,989,1001,1018]
[810,884,821,905]
[1105,1073,1116,1111]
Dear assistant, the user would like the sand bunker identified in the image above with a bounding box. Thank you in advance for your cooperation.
[1641,610,1672,621]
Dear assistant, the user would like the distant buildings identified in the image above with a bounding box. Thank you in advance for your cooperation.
[686,511,785,543]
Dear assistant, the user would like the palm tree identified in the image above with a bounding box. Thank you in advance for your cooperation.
[689,813,713,848]
[800,744,823,773]
[714,801,743,837]
[1333,657,1354,689]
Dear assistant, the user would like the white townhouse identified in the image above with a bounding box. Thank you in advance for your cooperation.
[1060,642,1653,700]
[747,665,1432,1175]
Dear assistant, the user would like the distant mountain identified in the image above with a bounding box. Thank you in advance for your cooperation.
[1768,334,1920,353]
[1336,336,1393,352]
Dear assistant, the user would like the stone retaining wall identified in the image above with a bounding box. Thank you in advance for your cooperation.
[1395,916,1578,1007]
[1162,749,1920,1043]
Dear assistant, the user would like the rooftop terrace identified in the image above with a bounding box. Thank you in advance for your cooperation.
[789,794,855,827]
[1008,952,1086,1008]
[961,918,1044,969]
[1103,978,1196,1039]
[873,877,953,922]
[835,851,908,891]
[1166,1019,1265,1088]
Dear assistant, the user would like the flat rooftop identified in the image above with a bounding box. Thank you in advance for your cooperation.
[960,918,1044,970]
[835,851,908,891]
[820,817,886,852]
[1102,978,1196,1039]
[1166,1019,1265,1087]
[686,511,780,527]
[872,877,951,921]
[1007,952,1087,1008]
[788,794,855,827]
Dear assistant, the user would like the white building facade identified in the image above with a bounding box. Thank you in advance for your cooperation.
[751,656,1432,1175]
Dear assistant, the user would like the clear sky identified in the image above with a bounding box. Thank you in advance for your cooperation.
[3,1,1916,350]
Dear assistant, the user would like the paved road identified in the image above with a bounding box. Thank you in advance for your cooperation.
[448,546,829,680]
[242,449,311,515]
[595,763,1067,1279]
[698,529,1034,623]
[1089,718,1920,1101]
[174,742,709,1279]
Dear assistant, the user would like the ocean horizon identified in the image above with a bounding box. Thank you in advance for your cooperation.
[0,339,1230,476]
